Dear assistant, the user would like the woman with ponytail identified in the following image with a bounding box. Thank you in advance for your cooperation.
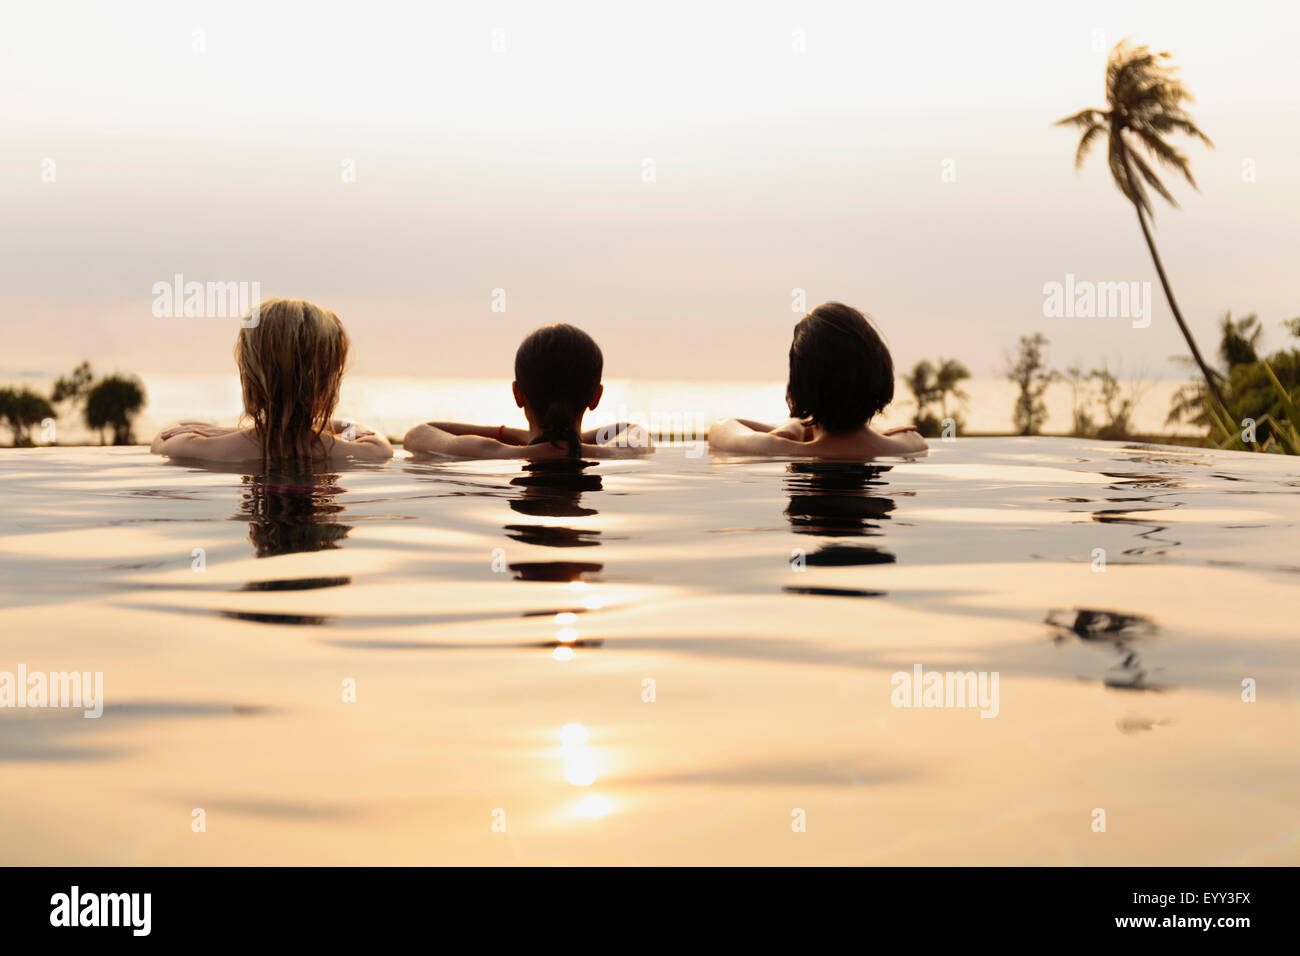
[404,324,649,459]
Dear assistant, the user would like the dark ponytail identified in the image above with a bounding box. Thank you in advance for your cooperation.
[537,400,584,457]
[515,324,603,458]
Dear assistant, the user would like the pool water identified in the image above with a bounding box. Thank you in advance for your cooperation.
[1,438,1297,864]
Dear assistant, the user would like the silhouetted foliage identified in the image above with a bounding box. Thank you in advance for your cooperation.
[1216,311,1262,368]
[1005,334,1055,435]
[1063,365,1096,436]
[1091,363,1150,440]
[0,387,55,446]
[1062,363,1150,440]
[51,361,94,404]
[905,357,970,437]
[84,375,147,445]
[1057,40,1225,417]
[1168,315,1300,450]
[47,362,149,445]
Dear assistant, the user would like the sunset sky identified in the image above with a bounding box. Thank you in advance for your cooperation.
[3,0,1298,382]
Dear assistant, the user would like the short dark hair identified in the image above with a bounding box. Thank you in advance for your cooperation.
[515,323,604,455]
[786,302,894,433]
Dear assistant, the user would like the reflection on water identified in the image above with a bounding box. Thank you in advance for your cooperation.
[506,460,605,583]
[504,525,600,547]
[508,459,602,517]
[1117,715,1170,735]
[784,461,895,536]
[1047,607,1165,692]
[782,584,885,598]
[510,561,603,583]
[238,576,352,592]
[1,439,1298,864]
[784,461,897,576]
[238,472,351,558]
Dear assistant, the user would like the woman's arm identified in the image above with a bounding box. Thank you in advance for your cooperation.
[709,419,928,457]
[404,423,651,459]
[576,435,653,458]
[322,419,392,459]
[154,423,392,461]
[404,423,522,458]
[152,430,260,461]
[326,431,393,460]
[405,423,490,456]
[424,422,531,445]
[871,429,928,455]
[770,419,811,440]
[707,418,811,455]
[583,422,653,449]
[150,422,240,455]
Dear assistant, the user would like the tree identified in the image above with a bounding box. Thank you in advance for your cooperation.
[1063,365,1096,436]
[1057,40,1227,423]
[52,361,94,405]
[1169,315,1300,449]
[904,360,941,436]
[84,375,147,445]
[0,387,56,446]
[905,358,971,436]
[1216,311,1261,368]
[1005,334,1055,435]
[933,358,971,427]
[1091,362,1150,441]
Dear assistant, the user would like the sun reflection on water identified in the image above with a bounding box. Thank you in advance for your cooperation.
[572,795,614,819]
[558,722,599,788]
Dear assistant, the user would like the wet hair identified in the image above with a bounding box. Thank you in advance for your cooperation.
[235,298,349,462]
[514,323,603,456]
[786,302,894,433]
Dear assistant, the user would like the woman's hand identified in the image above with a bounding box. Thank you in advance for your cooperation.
[331,419,375,438]
[882,425,920,437]
[587,422,652,449]
[158,422,232,440]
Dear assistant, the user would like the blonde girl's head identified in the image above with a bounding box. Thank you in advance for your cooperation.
[234,298,349,461]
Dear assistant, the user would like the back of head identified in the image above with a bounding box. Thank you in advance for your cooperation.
[786,302,894,433]
[514,324,603,456]
[235,298,349,462]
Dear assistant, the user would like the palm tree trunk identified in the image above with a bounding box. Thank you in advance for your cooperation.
[1121,154,1232,420]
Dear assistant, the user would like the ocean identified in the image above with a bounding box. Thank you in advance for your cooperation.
[2,373,1201,445]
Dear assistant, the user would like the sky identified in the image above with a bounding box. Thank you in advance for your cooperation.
[2,0,1298,383]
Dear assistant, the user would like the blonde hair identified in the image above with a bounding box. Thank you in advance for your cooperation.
[234,298,349,461]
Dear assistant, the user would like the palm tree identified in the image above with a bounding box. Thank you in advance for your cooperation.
[933,358,971,421]
[1057,40,1228,421]
[905,360,937,418]
[1167,311,1296,445]
[1216,310,1261,368]
[904,360,942,435]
